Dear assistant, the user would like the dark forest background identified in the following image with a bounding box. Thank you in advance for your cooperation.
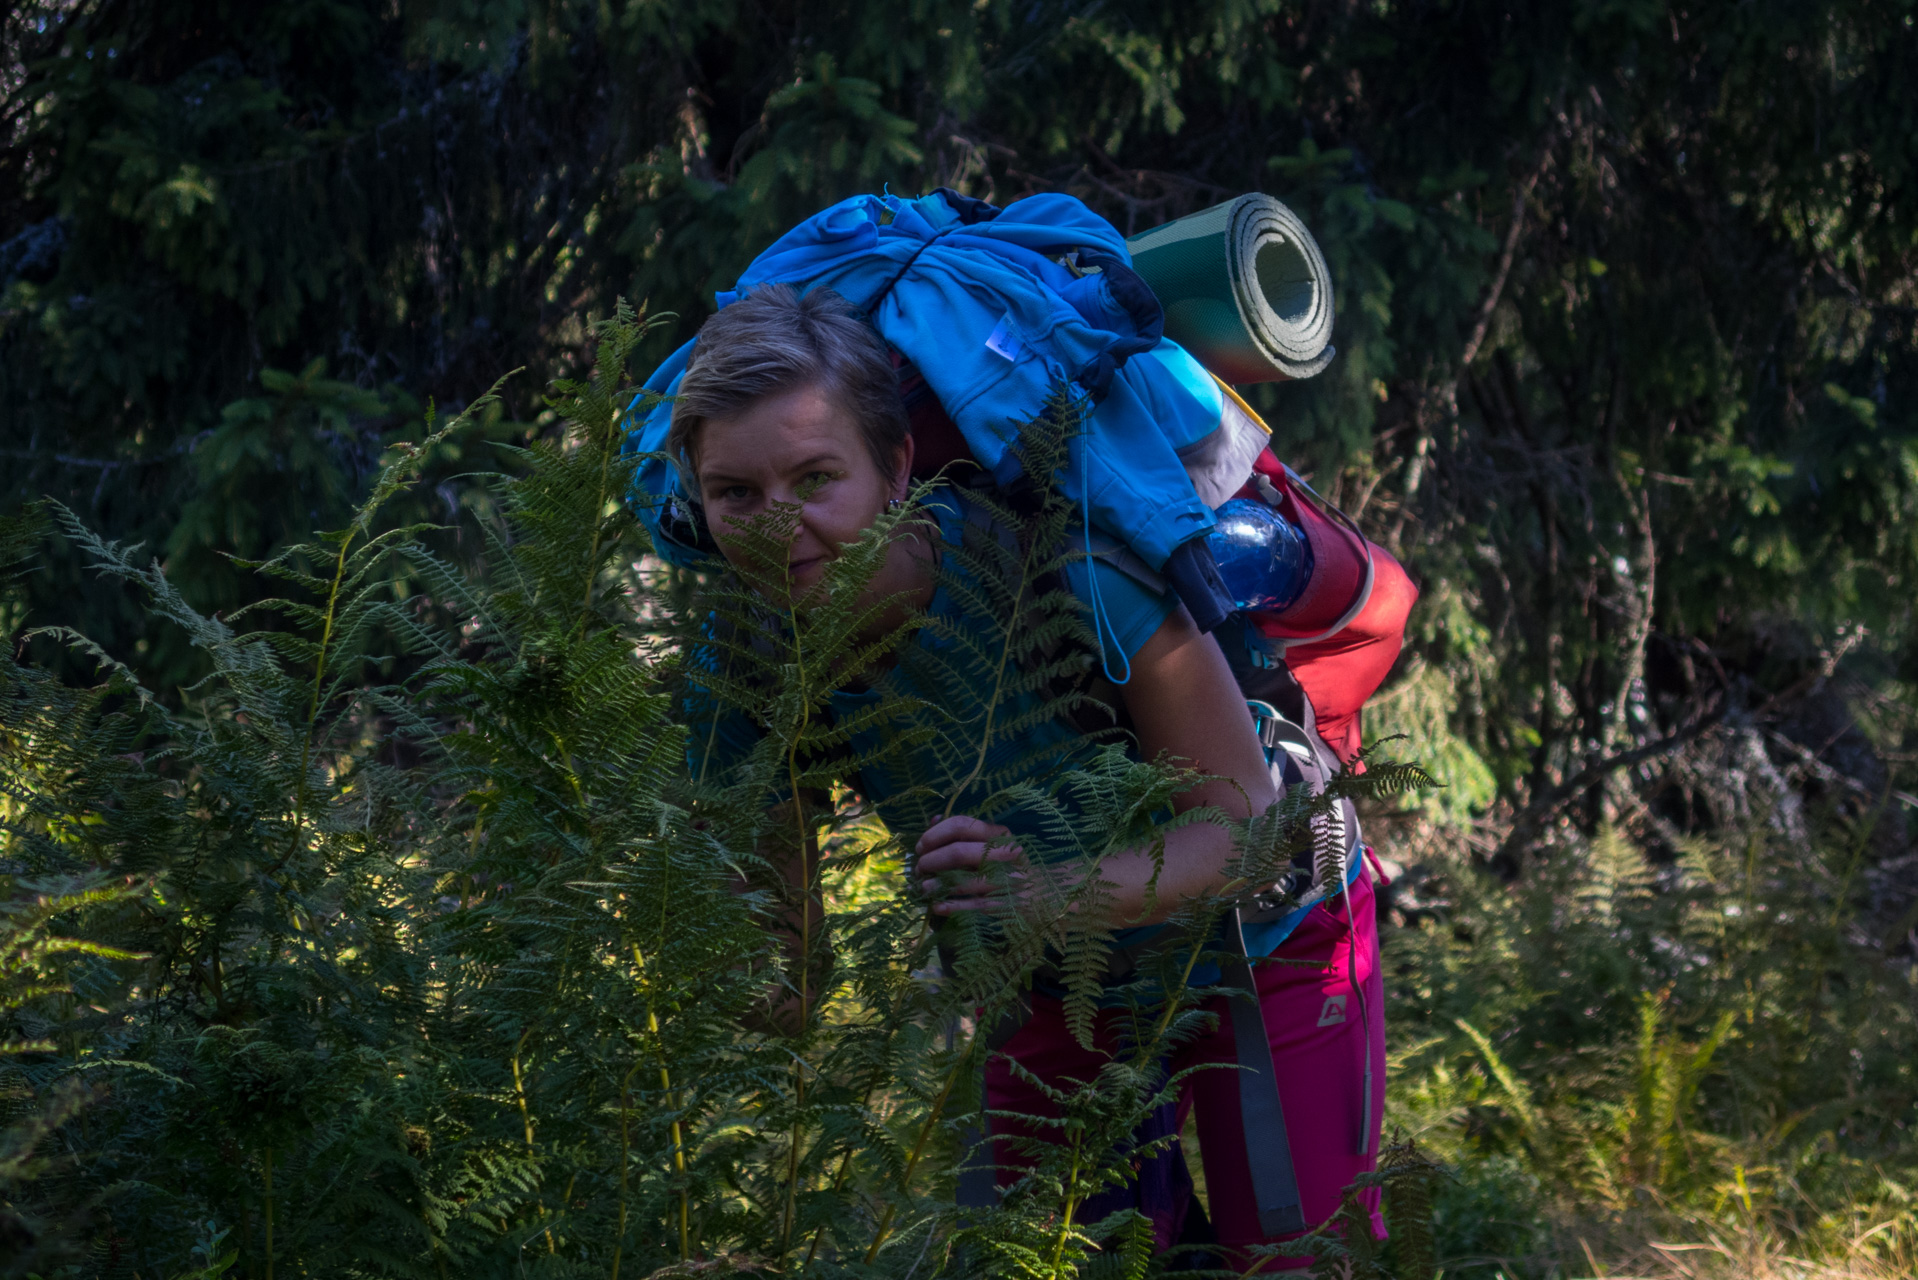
[7,0,1917,831]
[3,1,1917,1275]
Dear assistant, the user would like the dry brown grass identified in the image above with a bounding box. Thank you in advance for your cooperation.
[1536,1213,1918,1280]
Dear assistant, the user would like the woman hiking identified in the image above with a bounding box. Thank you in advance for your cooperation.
[661,281,1393,1268]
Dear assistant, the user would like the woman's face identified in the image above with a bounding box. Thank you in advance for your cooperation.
[692,382,918,606]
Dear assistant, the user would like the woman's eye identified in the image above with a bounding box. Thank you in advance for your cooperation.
[716,484,752,503]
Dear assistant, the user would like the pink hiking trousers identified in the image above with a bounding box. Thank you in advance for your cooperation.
[984,869,1388,1270]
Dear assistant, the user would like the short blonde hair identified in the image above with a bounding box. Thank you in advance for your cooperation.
[668,284,909,485]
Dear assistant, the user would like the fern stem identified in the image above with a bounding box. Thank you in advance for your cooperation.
[1047,1136,1082,1276]
[283,524,357,874]
[265,411,478,881]
[666,1072,690,1261]
[803,1081,881,1266]
[576,408,619,631]
[512,1028,537,1150]
[1137,918,1214,1069]
[674,1125,690,1262]
[778,580,821,1267]
[1231,1248,1280,1280]
[633,947,691,1263]
[863,1038,974,1263]
[427,1209,449,1280]
[940,526,1039,822]
[612,1059,640,1280]
[511,1029,558,1253]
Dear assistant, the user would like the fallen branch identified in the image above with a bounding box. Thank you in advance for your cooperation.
[1493,701,1728,871]
[1495,626,1869,872]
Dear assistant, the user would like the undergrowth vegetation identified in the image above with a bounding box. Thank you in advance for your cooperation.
[1376,818,1918,1279]
[0,308,1439,1278]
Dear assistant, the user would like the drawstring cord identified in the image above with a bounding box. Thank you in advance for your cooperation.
[1077,430,1131,685]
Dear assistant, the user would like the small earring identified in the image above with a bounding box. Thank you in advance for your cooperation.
[887,497,905,511]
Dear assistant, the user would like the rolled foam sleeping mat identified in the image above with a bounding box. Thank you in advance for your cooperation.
[1125,193,1336,384]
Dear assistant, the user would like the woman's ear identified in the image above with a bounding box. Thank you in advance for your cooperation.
[891,434,916,499]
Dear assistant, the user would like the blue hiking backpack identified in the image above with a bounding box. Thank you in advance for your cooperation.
[622,187,1260,631]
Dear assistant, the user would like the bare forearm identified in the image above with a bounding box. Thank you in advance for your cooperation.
[1094,607,1272,926]
[916,768,1272,926]
[1073,817,1247,928]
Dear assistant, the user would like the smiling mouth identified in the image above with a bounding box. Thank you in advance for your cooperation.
[786,555,826,579]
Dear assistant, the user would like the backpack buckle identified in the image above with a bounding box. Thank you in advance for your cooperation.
[1246,699,1317,767]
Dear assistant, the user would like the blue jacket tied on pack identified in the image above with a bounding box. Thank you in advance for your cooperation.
[624,188,1242,631]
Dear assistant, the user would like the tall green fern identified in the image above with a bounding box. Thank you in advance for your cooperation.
[0,304,1436,1279]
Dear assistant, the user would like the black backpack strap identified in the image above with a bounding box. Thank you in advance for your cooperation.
[1220,907,1306,1236]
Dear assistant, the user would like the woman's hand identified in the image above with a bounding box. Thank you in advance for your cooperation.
[914,815,1027,914]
